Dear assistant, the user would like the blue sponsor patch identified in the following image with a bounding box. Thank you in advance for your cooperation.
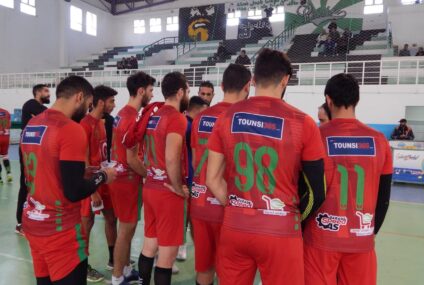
[113,116,121,128]
[327,136,376,156]
[147,116,160,130]
[231,112,284,140]
[22,126,47,145]
[198,116,217,133]
[0,112,6,117]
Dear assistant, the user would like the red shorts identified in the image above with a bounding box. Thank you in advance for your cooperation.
[217,226,304,285]
[304,244,377,285]
[0,136,9,156]
[143,186,187,246]
[109,177,142,223]
[191,218,221,272]
[80,185,114,218]
[26,224,88,281]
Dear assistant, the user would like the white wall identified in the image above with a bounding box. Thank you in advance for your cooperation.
[0,0,113,73]
[388,4,424,48]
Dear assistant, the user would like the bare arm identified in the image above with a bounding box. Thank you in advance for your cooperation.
[126,144,147,177]
[206,150,227,205]
[165,132,186,197]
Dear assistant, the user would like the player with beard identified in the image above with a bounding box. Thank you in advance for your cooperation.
[206,49,326,284]
[80,85,118,283]
[138,72,190,285]
[16,84,51,236]
[21,76,117,285]
[110,72,156,285]
[191,64,251,285]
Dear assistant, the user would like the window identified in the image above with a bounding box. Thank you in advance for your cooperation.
[0,0,14,9]
[20,0,36,16]
[227,10,241,26]
[86,12,97,36]
[364,0,383,14]
[70,6,83,32]
[166,16,179,31]
[401,0,422,4]
[270,6,285,22]
[248,9,262,20]
[150,18,162,32]
[134,20,146,34]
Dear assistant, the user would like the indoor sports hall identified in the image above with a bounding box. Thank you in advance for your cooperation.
[0,0,423,284]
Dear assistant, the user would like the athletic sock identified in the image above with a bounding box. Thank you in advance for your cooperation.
[154,267,172,285]
[123,265,132,277]
[196,283,214,285]
[108,246,114,264]
[138,254,154,285]
[111,275,124,285]
[3,159,10,174]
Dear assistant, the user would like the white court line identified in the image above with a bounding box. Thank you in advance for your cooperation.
[0,252,33,263]
[391,200,424,206]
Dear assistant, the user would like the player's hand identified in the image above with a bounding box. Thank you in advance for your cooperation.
[85,166,100,179]
[91,192,102,207]
[103,167,117,184]
[163,183,189,198]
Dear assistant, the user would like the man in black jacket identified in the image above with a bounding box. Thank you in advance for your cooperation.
[391,118,415,140]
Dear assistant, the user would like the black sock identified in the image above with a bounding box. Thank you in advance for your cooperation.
[196,283,214,285]
[0,162,2,178]
[108,246,114,264]
[154,267,172,285]
[3,159,10,173]
[138,254,154,285]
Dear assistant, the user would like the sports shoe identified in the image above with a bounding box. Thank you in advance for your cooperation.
[6,174,12,183]
[87,264,105,283]
[124,269,140,283]
[176,244,187,261]
[172,263,179,274]
[15,224,25,237]
[107,259,136,271]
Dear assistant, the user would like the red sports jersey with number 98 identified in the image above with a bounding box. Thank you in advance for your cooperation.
[144,105,187,190]
[303,118,393,252]
[190,102,232,223]
[208,96,325,237]
[20,109,87,236]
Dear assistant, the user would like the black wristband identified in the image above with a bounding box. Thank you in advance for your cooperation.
[94,170,107,186]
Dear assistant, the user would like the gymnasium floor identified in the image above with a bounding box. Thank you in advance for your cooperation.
[1,146,423,285]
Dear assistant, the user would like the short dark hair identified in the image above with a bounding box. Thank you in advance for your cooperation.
[199,81,214,92]
[188,96,208,112]
[320,103,332,120]
[126,71,156,97]
[325,73,359,109]
[56,76,94,99]
[222,64,251,93]
[161,72,188,99]
[93,85,117,107]
[32,84,48,97]
[254,48,292,87]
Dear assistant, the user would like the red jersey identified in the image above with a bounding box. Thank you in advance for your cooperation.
[20,109,87,236]
[190,102,232,222]
[80,114,107,166]
[304,118,393,252]
[112,105,139,179]
[208,96,325,237]
[144,105,187,190]
[0,108,11,137]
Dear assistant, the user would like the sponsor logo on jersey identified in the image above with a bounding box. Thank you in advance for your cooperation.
[198,116,217,133]
[207,197,221,205]
[231,112,284,140]
[228,194,253,208]
[113,116,121,128]
[191,182,207,199]
[316,213,348,232]
[350,211,374,236]
[0,112,6,117]
[26,197,50,221]
[327,136,375,156]
[21,125,47,145]
[261,195,288,216]
[147,116,161,130]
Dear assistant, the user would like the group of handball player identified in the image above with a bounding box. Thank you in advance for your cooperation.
[19,48,392,285]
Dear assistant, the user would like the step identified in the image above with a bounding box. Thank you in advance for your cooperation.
[356,44,388,50]
[349,48,391,55]
[363,40,387,46]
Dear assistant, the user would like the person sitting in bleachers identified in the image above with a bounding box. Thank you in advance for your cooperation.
[336,28,352,55]
[215,42,229,62]
[324,36,336,56]
[130,56,138,69]
[235,50,252,65]
[416,47,424,56]
[317,29,328,48]
[399,44,411,56]
[329,27,340,42]
[391,119,415,140]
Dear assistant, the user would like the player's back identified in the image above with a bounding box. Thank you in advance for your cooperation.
[20,109,86,236]
[144,105,187,190]
[209,96,324,237]
[80,114,107,166]
[304,118,392,252]
[191,102,232,222]
[0,108,10,136]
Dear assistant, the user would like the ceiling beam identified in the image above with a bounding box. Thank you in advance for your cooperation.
[113,0,176,15]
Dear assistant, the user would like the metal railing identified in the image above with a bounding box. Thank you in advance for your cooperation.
[251,24,296,63]
[140,37,179,58]
[176,41,198,58]
[0,58,423,89]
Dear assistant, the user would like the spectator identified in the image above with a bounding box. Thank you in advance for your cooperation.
[342,28,352,39]
[215,42,228,61]
[328,20,337,31]
[329,27,340,42]
[124,57,132,69]
[399,44,411,56]
[235,50,252,65]
[130,56,138,69]
[410,43,418,57]
[391,118,415,140]
[317,29,328,47]
[416,47,424,56]
[324,36,336,56]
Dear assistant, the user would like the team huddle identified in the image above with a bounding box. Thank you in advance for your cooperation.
[18,48,393,285]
